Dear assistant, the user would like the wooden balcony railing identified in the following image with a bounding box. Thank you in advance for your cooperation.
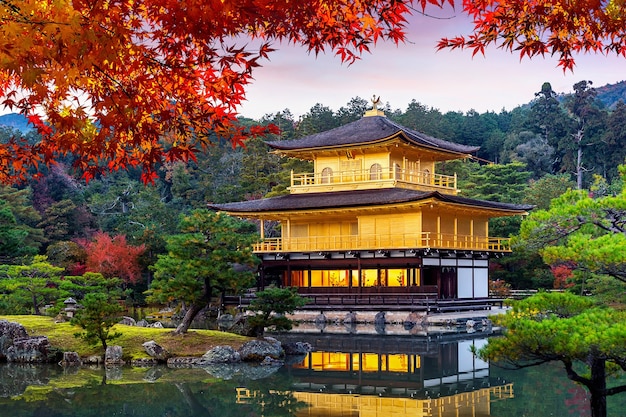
[290,167,456,192]
[253,233,511,253]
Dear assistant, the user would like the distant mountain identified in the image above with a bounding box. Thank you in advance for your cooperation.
[595,81,626,109]
[0,113,31,133]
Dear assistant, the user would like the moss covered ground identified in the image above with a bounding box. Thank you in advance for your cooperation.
[0,315,250,360]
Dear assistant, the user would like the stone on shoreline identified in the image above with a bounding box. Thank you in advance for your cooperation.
[142,340,171,361]
[105,345,124,365]
[60,351,82,366]
[6,336,57,363]
[197,345,241,364]
[238,337,284,362]
[0,320,28,360]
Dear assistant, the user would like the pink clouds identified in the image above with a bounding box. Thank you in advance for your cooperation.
[238,8,626,120]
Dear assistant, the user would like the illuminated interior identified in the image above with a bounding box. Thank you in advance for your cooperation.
[296,352,421,373]
[289,269,421,288]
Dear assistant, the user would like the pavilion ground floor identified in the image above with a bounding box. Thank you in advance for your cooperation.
[253,250,503,312]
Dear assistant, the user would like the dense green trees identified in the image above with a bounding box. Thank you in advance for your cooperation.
[0,82,624,312]
[517,169,626,290]
[475,292,626,417]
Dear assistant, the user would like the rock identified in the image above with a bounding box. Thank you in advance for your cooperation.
[228,314,256,337]
[282,341,313,356]
[136,319,149,327]
[105,345,124,365]
[119,316,136,326]
[374,312,386,335]
[238,338,284,362]
[142,340,171,361]
[59,351,81,366]
[166,357,198,368]
[260,355,284,366]
[132,358,159,367]
[83,355,103,365]
[0,320,28,360]
[197,346,241,364]
[217,314,235,330]
[148,321,164,328]
[6,336,58,363]
[342,312,357,324]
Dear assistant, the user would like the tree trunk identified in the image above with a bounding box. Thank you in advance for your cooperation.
[589,357,607,417]
[174,303,204,335]
[32,294,40,315]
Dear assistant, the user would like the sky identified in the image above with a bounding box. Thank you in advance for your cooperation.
[238,7,626,120]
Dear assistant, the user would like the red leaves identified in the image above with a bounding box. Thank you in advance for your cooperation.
[5,0,621,185]
[439,0,625,71]
[79,231,146,284]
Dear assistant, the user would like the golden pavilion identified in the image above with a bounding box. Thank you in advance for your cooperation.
[210,101,531,310]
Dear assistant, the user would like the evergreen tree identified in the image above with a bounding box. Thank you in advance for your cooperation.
[148,210,259,334]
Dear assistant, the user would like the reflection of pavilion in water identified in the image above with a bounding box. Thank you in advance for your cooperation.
[282,335,512,417]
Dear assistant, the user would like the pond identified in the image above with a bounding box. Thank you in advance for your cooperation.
[1,332,625,417]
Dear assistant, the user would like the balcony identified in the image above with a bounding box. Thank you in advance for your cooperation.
[253,232,511,253]
[289,167,457,194]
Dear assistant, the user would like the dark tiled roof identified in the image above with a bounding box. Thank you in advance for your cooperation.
[209,189,534,213]
[265,116,479,155]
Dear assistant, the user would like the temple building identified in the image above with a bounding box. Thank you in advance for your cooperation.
[210,102,532,310]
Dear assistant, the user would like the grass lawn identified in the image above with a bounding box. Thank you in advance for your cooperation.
[1,315,251,360]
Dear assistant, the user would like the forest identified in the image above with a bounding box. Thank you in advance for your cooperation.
[1,79,625,313]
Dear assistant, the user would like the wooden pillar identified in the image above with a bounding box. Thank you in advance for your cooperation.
[436,215,441,247]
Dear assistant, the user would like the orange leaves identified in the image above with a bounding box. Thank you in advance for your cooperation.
[0,0,433,184]
[439,0,626,71]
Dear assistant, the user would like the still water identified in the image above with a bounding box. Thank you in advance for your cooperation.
[1,333,625,417]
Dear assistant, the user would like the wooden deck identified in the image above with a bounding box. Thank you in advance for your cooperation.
[225,290,503,313]
[299,293,502,313]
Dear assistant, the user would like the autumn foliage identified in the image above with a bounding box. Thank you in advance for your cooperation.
[438,0,626,71]
[77,232,145,284]
[551,264,575,289]
[2,0,626,184]
[0,0,426,183]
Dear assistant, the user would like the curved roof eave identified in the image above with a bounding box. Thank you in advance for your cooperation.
[265,116,479,155]
[208,189,534,215]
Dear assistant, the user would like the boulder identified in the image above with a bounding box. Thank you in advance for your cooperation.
[403,312,427,330]
[148,321,164,328]
[217,314,235,330]
[0,320,28,359]
[59,351,82,366]
[83,355,103,365]
[238,338,284,362]
[228,314,256,337]
[167,357,198,368]
[132,357,159,367]
[6,336,57,363]
[142,340,171,361]
[136,319,149,327]
[197,345,241,364]
[105,345,124,365]
[118,316,136,326]
[282,341,313,356]
[342,312,357,325]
